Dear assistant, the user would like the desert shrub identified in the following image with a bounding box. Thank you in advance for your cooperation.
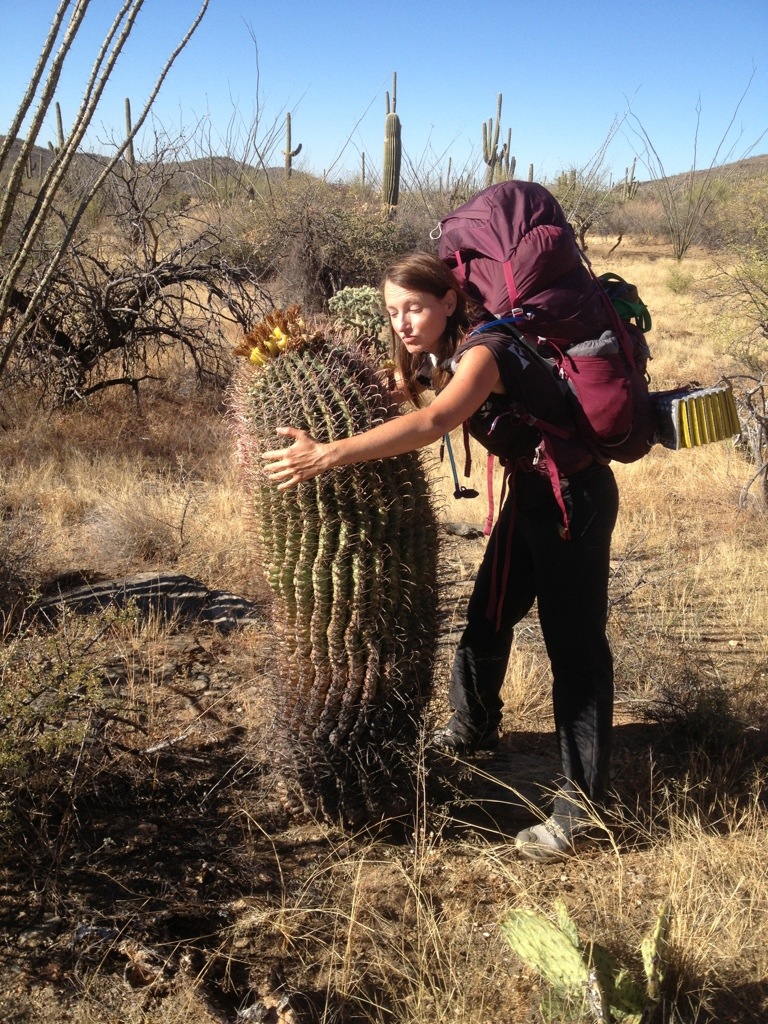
[1,157,272,405]
[695,171,768,250]
[601,192,675,244]
[245,177,435,310]
[0,619,107,779]
[641,656,754,757]
[717,256,768,373]
[86,482,190,570]
[665,267,695,294]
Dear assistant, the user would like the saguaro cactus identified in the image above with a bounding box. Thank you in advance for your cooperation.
[282,112,302,179]
[231,309,439,826]
[623,157,638,201]
[483,95,517,186]
[482,93,502,188]
[55,101,65,151]
[382,72,402,210]
[124,96,135,170]
[49,101,65,155]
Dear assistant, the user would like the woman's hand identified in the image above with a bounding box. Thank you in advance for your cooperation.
[262,427,331,489]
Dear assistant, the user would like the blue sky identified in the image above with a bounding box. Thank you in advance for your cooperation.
[1,0,766,186]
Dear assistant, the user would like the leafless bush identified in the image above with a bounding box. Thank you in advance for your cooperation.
[0,1,211,384]
[727,373,768,507]
[628,77,767,260]
[3,154,271,403]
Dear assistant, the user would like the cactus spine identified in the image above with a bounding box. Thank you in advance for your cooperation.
[282,112,302,179]
[382,72,402,210]
[124,97,135,170]
[231,312,439,826]
[501,901,670,1023]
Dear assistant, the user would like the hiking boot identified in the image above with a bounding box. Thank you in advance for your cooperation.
[514,817,599,862]
[429,725,500,755]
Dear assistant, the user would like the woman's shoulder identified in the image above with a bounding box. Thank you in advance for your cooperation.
[451,321,516,368]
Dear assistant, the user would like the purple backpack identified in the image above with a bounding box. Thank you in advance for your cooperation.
[437,180,657,463]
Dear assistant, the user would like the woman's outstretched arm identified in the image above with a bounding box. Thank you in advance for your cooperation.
[262,345,499,489]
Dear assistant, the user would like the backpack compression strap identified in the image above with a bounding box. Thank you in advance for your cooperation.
[450,250,524,321]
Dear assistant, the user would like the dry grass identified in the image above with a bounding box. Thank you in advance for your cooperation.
[1,242,767,1022]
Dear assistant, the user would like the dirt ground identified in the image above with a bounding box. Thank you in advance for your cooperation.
[0,525,765,1024]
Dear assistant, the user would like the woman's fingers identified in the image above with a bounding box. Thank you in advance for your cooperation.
[262,426,310,461]
[261,427,327,489]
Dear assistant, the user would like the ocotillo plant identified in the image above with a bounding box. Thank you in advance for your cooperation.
[382,72,402,210]
[501,901,670,1023]
[230,308,439,827]
[283,112,302,179]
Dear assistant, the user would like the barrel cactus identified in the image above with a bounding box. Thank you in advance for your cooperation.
[230,308,439,827]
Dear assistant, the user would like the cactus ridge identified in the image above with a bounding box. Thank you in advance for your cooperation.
[232,325,438,824]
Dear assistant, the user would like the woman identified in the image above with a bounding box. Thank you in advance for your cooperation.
[263,252,619,861]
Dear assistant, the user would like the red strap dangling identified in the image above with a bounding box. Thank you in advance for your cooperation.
[483,454,495,537]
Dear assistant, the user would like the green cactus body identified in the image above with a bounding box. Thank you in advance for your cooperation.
[482,93,502,187]
[125,97,136,169]
[382,72,402,210]
[231,330,438,825]
[283,112,302,178]
[383,111,402,209]
[641,903,670,1003]
[500,910,589,993]
[501,902,669,1023]
[55,101,64,151]
[623,157,638,201]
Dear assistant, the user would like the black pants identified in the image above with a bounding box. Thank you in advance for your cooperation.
[448,462,619,828]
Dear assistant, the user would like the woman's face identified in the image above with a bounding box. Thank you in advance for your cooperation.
[383,281,457,358]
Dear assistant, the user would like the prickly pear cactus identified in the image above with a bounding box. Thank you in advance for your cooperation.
[500,901,670,1023]
[230,308,439,827]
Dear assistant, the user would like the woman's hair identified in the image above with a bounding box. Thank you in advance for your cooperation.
[381,251,484,405]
